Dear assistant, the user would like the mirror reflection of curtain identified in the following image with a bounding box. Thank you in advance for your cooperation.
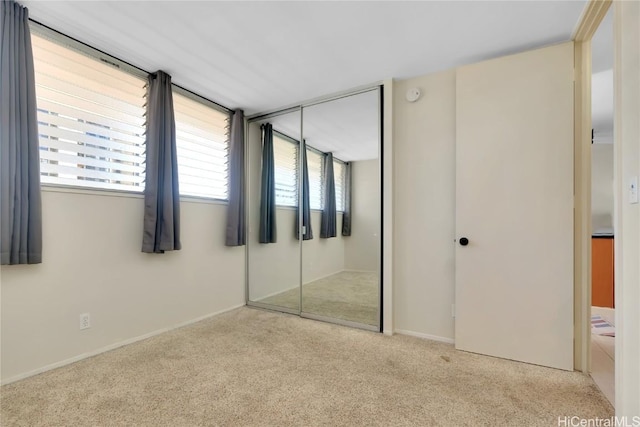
[320,153,337,238]
[259,123,277,243]
[341,162,352,236]
[296,140,313,240]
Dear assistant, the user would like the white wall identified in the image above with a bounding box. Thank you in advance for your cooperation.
[0,189,245,383]
[614,0,640,416]
[392,70,457,341]
[247,207,301,301]
[247,208,346,301]
[302,212,345,284]
[592,143,614,231]
[344,159,379,272]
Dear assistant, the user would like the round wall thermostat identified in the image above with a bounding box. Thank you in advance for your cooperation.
[405,87,421,102]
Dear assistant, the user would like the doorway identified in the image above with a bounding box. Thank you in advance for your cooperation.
[589,5,615,406]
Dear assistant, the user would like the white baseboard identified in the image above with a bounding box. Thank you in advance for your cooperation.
[342,269,377,274]
[251,270,344,302]
[253,270,357,302]
[394,329,455,344]
[303,270,346,285]
[1,303,245,386]
[252,284,299,301]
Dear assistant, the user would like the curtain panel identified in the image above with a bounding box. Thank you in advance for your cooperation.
[320,153,337,238]
[259,123,277,243]
[1,0,42,265]
[296,139,313,240]
[142,70,181,253]
[341,162,352,236]
[225,109,245,246]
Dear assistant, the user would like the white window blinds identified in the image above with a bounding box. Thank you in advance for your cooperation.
[173,91,230,200]
[32,33,147,192]
[334,160,346,212]
[273,133,298,207]
[307,149,324,210]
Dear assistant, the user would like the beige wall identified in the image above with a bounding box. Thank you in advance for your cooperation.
[592,143,614,231]
[614,0,640,415]
[392,70,457,341]
[344,159,379,272]
[0,190,245,383]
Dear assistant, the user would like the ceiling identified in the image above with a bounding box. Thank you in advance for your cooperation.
[259,89,380,162]
[23,1,586,116]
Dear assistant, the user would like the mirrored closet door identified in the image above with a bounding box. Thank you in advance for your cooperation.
[247,87,381,331]
[300,90,381,328]
[246,109,302,313]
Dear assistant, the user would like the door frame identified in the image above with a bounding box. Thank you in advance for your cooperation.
[571,0,612,374]
[575,1,640,414]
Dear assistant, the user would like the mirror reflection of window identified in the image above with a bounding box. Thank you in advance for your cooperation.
[307,148,324,210]
[273,133,298,207]
[334,160,346,212]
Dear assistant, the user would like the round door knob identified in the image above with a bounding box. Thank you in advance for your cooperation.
[459,237,469,246]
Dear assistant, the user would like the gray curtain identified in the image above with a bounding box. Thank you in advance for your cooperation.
[142,70,181,253]
[259,123,276,243]
[296,140,313,240]
[320,153,337,238]
[1,0,42,265]
[341,162,352,236]
[225,109,245,246]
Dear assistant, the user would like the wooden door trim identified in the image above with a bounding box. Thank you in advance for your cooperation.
[572,0,612,373]
[573,0,613,42]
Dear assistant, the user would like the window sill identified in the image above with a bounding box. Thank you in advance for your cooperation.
[41,185,229,206]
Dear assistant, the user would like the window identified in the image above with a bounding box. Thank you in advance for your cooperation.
[307,148,324,210]
[334,160,346,212]
[173,91,230,200]
[271,133,346,211]
[32,32,147,192]
[273,133,298,207]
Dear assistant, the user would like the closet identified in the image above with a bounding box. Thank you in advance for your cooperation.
[245,88,382,331]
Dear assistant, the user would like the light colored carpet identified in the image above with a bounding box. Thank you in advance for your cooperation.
[259,271,379,326]
[1,307,612,426]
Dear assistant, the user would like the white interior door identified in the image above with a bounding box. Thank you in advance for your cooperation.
[455,42,575,371]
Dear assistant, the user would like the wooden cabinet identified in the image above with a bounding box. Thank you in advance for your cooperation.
[592,236,614,308]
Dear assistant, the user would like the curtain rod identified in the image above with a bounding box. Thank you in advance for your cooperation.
[28,17,233,114]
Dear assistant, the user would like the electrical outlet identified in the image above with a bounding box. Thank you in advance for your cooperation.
[451,304,456,318]
[79,313,91,330]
